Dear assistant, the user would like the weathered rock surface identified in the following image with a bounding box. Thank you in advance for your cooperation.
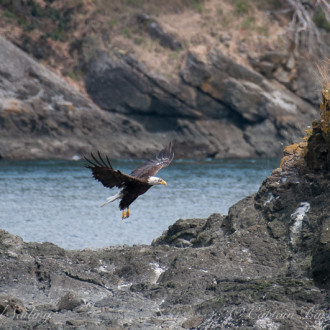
[136,14,183,51]
[0,32,318,159]
[0,35,158,160]
[0,87,329,329]
[249,51,323,107]
[86,48,316,158]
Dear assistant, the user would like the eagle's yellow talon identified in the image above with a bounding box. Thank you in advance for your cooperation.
[127,208,130,218]
[122,210,127,219]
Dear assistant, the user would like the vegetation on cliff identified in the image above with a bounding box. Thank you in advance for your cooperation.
[0,1,328,159]
[0,0,328,89]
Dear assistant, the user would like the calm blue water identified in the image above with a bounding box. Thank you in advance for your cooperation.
[0,158,279,249]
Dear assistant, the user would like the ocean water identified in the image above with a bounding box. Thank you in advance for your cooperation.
[0,158,279,250]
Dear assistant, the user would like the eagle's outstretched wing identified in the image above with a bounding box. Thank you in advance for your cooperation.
[130,142,174,179]
[84,151,144,189]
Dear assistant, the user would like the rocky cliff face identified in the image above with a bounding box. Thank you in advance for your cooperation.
[85,48,316,159]
[0,35,163,160]
[0,31,318,159]
[0,0,328,159]
[0,87,328,329]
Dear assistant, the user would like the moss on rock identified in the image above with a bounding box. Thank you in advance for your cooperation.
[320,84,330,134]
[279,84,330,172]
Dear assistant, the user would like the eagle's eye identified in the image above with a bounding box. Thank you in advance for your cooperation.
[158,179,162,183]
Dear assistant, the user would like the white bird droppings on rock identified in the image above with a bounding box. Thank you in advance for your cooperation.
[255,317,280,330]
[290,202,310,244]
[149,263,167,284]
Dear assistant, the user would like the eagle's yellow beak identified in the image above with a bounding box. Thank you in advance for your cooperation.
[160,180,167,186]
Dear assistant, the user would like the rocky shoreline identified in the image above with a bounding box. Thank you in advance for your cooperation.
[0,86,329,329]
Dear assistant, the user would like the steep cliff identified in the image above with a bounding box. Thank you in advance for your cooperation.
[0,0,328,159]
[0,35,164,159]
[85,48,316,158]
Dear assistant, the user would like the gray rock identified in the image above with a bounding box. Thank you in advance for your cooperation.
[292,58,322,106]
[0,295,25,316]
[84,47,317,159]
[0,35,320,160]
[244,119,284,157]
[273,66,291,85]
[152,217,208,247]
[0,116,329,327]
[137,14,182,51]
[0,35,152,160]
[57,292,85,311]
[250,52,322,107]
[180,52,211,87]
[249,51,288,74]
[221,78,269,122]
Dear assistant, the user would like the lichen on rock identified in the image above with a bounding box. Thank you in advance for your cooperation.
[304,84,330,171]
[278,83,330,172]
[320,84,330,134]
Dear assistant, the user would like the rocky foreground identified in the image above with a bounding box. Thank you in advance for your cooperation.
[0,89,329,329]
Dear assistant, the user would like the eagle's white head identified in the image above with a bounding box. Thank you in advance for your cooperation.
[147,176,167,186]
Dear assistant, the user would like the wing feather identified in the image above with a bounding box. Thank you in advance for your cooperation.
[130,142,174,178]
[106,155,112,168]
[90,152,103,167]
[100,151,110,168]
[84,152,145,189]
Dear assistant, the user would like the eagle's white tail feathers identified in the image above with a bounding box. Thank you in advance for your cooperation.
[101,192,122,207]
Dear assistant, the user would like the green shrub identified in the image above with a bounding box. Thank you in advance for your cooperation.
[313,8,330,31]
[2,9,17,19]
[123,28,131,38]
[67,69,84,81]
[242,16,255,29]
[108,18,118,27]
[191,0,203,14]
[23,22,36,31]
[235,1,250,15]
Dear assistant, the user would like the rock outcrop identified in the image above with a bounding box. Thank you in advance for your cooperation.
[0,35,152,160]
[0,86,329,329]
[86,48,316,159]
[0,32,318,159]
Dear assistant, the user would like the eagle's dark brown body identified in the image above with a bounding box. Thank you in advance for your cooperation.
[84,143,174,219]
[119,184,151,211]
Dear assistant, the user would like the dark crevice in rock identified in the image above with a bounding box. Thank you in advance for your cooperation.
[129,114,178,133]
[34,259,51,292]
[64,271,113,293]
[305,123,329,171]
[312,249,330,288]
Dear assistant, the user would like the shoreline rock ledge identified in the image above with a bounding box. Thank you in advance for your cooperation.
[0,87,329,329]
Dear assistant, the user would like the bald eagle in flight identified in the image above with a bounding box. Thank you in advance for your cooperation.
[84,142,174,219]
